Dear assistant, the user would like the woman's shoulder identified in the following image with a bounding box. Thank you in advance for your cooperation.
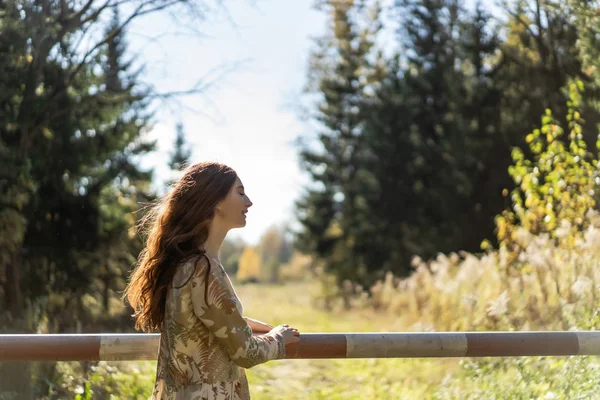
[172,254,215,288]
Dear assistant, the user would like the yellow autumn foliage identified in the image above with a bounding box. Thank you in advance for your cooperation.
[236,246,261,282]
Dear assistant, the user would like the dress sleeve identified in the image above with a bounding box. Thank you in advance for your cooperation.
[190,256,286,368]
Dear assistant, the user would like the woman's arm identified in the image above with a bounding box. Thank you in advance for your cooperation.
[191,258,285,368]
[244,317,274,334]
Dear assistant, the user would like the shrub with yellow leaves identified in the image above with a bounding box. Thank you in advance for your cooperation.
[494,80,600,262]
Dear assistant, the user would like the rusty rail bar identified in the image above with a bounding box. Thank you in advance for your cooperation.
[1,332,599,361]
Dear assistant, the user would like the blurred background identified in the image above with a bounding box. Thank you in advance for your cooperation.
[2,0,600,398]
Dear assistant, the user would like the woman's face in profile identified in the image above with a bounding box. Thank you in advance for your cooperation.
[216,176,253,229]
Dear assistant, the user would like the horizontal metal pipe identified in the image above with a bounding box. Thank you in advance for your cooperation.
[1,332,599,361]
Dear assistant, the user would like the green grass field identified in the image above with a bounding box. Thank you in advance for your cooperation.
[216,280,599,400]
[237,280,459,400]
[44,279,600,399]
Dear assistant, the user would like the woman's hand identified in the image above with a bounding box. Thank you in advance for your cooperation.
[269,324,300,344]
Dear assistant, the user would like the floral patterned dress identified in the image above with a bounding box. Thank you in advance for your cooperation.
[151,255,286,399]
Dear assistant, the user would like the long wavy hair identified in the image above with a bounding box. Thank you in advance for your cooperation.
[123,161,238,332]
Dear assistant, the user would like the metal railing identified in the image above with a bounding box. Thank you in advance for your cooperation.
[1,331,599,361]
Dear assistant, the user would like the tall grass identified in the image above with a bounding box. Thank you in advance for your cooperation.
[364,214,600,332]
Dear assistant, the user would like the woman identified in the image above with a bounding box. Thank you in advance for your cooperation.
[123,161,301,399]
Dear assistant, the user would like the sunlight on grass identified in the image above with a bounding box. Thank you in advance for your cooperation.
[59,279,599,399]
[237,280,461,400]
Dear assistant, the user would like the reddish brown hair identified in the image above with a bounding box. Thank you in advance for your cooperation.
[123,161,237,332]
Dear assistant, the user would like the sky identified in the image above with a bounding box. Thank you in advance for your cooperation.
[128,1,327,246]
[128,0,497,246]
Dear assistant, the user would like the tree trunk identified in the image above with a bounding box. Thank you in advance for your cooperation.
[0,256,33,400]
[0,176,34,399]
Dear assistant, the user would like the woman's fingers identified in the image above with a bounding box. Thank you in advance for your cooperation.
[281,324,300,333]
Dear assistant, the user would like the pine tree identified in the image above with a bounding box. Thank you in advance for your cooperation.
[497,0,600,150]
[0,6,156,391]
[360,56,430,277]
[567,0,600,105]
[169,122,192,172]
[392,0,472,254]
[456,1,506,250]
[355,1,503,278]
[0,3,36,394]
[296,0,381,285]
[90,10,156,318]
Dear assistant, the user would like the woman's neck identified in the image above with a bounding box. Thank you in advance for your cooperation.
[203,220,229,261]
